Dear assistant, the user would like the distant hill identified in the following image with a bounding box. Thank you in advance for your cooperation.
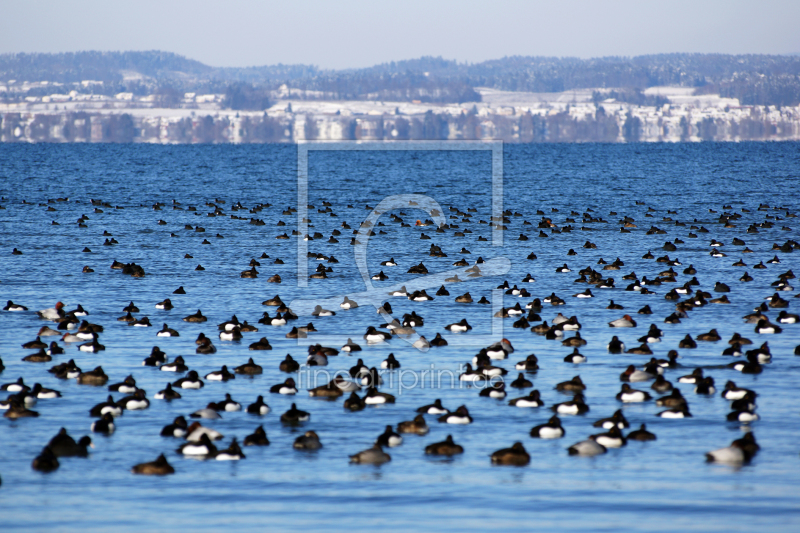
[2,51,799,106]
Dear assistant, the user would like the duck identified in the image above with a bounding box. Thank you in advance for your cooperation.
[173,370,204,389]
[78,339,105,353]
[212,393,241,412]
[205,366,236,382]
[215,438,246,461]
[650,375,673,393]
[388,286,409,297]
[349,443,391,464]
[154,298,173,310]
[154,383,181,401]
[607,336,626,353]
[490,442,530,465]
[32,447,60,472]
[38,325,61,337]
[2,377,29,393]
[592,426,627,448]
[727,407,759,423]
[425,435,464,455]
[556,376,586,392]
[508,390,544,408]
[108,375,138,394]
[178,433,218,457]
[657,406,692,418]
[48,428,93,457]
[279,354,300,373]
[397,414,429,435]
[754,319,782,334]
[567,437,607,456]
[705,438,754,464]
[183,309,207,322]
[160,356,188,372]
[728,353,763,374]
[721,381,756,401]
[129,316,152,327]
[340,296,359,309]
[408,290,435,301]
[617,384,652,403]
[247,336,272,350]
[561,333,587,347]
[697,329,722,341]
[184,422,223,442]
[3,398,39,418]
[311,305,336,317]
[243,426,270,446]
[729,333,753,346]
[593,409,630,430]
[117,312,135,323]
[293,430,323,450]
[28,383,61,400]
[678,335,697,349]
[117,389,150,410]
[22,336,47,350]
[4,300,28,311]
[131,454,174,475]
[37,301,65,321]
[89,395,122,417]
[563,348,587,364]
[22,348,52,363]
[364,387,396,404]
[515,354,539,372]
[625,424,657,442]
[77,366,108,385]
[196,338,217,354]
[416,399,450,415]
[280,403,310,424]
[509,373,533,388]
[363,326,392,343]
[485,339,514,359]
[234,357,263,375]
[438,405,473,424]
[343,391,366,411]
[376,425,403,447]
[552,394,589,415]
[46,342,64,356]
[141,349,164,369]
[91,413,116,434]
[609,315,637,328]
[695,377,717,395]
[620,365,654,382]
[479,381,507,399]
[445,318,472,333]
[156,323,180,337]
[626,424,657,441]
[306,350,329,366]
[530,415,565,438]
[218,327,243,341]
[270,377,298,395]
[381,353,401,369]
[341,338,362,352]
[246,395,271,415]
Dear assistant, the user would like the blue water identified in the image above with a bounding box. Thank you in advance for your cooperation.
[1,142,799,531]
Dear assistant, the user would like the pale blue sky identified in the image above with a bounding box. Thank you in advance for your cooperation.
[1,0,798,69]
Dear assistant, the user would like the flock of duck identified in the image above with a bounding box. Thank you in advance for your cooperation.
[2,192,799,478]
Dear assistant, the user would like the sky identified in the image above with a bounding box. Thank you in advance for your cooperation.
[1,0,798,69]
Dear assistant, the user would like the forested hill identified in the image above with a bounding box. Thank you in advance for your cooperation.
[2,51,799,105]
